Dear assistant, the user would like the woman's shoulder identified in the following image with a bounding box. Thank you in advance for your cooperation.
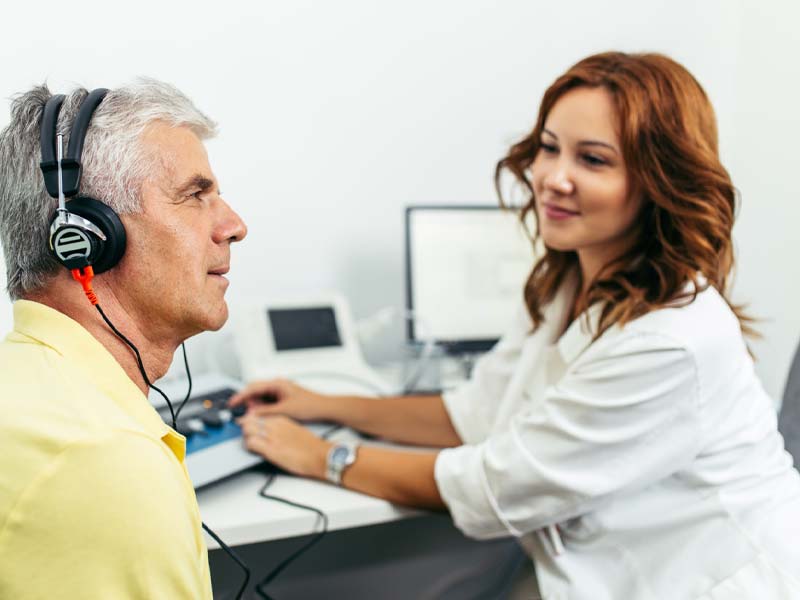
[622,285,746,359]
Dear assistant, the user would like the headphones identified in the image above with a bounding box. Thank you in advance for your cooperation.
[39,88,127,274]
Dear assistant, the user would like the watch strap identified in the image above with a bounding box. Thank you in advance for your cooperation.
[326,440,359,485]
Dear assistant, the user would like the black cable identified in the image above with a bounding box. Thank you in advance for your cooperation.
[173,343,193,423]
[203,522,251,600]
[254,479,329,600]
[93,303,249,600]
[248,423,341,598]
[95,304,177,427]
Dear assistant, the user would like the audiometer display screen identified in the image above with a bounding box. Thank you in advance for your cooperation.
[268,307,343,351]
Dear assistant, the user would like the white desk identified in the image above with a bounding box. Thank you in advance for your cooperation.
[197,428,422,549]
[195,428,529,600]
[182,364,528,598]
[191,360,470,550]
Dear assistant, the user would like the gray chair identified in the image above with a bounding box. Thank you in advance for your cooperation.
[779,344,800,470]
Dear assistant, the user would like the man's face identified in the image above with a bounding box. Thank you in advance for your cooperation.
[108,122,247,342]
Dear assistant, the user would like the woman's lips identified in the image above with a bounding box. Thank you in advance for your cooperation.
[543,203,580,221]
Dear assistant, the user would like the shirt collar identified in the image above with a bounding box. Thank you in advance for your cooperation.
[556,302,604,365]
[10,300,179,450]
[535,271,604,365]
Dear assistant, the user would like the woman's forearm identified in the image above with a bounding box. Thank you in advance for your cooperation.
[307,441,445,509]
[320,394,462,448]
[344,446,444,509]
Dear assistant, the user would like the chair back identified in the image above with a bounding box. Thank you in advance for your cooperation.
[779,344,800,469]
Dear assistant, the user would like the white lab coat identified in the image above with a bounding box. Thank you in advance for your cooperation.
[434,277,800,599]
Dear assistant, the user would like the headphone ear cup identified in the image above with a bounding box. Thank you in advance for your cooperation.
[63,196,127,274]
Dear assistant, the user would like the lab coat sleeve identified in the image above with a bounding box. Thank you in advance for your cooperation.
[435,329,702,540]
[441,305,532,444]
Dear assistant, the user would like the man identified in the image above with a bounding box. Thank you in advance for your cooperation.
[0,79,247,598]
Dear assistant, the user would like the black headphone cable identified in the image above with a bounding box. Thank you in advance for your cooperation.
[72,266,251,600]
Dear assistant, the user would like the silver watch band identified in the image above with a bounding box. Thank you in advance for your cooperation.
[325,441,359,485]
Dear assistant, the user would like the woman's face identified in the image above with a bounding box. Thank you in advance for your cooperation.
[530,86,642,280]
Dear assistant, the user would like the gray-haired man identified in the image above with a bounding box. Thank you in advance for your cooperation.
[0,80,246,598]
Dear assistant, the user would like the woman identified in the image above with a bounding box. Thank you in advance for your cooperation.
[230,52,800,598]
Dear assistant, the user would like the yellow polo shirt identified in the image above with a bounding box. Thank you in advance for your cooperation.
[0,300,212,599]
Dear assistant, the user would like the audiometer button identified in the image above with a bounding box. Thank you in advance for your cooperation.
[176,417,205,437]
[201,410,225,428]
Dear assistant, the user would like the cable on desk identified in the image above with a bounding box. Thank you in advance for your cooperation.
[254,478,330,600]
[203,522,251,599]
[250,423,340,598]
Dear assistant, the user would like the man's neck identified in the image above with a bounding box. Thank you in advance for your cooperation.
[27,275,176,396]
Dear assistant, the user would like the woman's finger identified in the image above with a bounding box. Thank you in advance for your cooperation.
[229,379,282,406]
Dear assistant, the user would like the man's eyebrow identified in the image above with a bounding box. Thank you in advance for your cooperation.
[542,128,619,155]
[174,175,215,195]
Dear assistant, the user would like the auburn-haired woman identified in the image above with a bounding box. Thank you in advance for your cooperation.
[231,52,800,598]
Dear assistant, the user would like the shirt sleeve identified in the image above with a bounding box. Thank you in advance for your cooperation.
[442,304,532,444]
[4,431,210,600]
[435,329,702,540]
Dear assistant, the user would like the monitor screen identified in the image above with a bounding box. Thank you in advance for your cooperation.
[405,206,534,353]
[267,307,343,351]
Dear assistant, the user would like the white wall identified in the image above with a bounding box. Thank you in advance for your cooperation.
[725,0,800,405]
[1,0,798,400]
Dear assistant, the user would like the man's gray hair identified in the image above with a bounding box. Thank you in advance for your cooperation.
[0,78,216,300]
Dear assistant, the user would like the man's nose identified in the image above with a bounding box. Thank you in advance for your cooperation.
[215,199,247,243]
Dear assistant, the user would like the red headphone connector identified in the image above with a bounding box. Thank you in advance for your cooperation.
[71,266,99,306]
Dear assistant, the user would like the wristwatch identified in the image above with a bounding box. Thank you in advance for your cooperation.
[326,441,359,485]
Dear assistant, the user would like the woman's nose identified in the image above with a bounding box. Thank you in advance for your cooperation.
[543,161,575,195]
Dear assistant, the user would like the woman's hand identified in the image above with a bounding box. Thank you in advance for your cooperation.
[228,378,329,422]
[238,413,332,479]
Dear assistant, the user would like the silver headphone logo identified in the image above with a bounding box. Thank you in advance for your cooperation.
[53,227,92,262]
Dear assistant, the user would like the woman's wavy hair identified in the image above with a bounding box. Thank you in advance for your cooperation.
[496,51,754,339]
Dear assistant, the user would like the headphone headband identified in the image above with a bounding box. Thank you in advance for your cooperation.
[39,94,66,198]
[39,88,109,199]
[62,88,109,197]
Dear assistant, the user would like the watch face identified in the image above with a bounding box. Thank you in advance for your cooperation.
[331,446,350,466]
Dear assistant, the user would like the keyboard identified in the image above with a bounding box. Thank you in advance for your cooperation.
[155,384,266,488]
[158,387,245,455]
[153,375,339,488]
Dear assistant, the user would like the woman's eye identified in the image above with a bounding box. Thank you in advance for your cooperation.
[540,142,558,154]
[582,153,606,166]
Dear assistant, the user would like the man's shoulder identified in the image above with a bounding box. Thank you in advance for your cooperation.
[0,354,176,538]
[1,429,195,553]
[0,331,78,411]
[0,429,210,599]
[0,339,139,447]
[0,427,182,521]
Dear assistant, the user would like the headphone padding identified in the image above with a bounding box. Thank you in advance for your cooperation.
[64,196,127,274]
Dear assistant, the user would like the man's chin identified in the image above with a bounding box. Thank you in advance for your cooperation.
[206,303,229,332]
[183,305,229,337]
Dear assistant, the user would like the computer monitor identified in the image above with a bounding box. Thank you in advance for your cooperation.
[405,205,535,354]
